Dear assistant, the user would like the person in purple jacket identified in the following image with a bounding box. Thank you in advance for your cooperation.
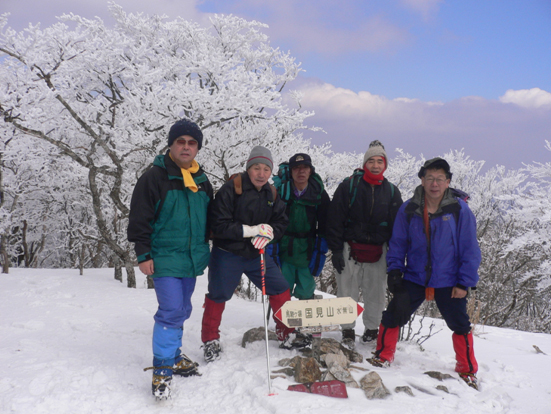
[367,157,482,389]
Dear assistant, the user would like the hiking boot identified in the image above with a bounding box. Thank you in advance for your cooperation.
[279,331,312,350]
[366,356,389,368]
[173,354,201,377]
[361,329,378,343]
[459,372,479,390]
[152,370,172,399]
[341,328,355,350]
[203,339,222,363]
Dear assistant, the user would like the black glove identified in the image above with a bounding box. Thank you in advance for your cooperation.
[388,290,411,327]
[331,250,345,274]
[387,270,404,294]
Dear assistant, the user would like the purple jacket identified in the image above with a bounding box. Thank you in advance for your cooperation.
[387,186,481,289]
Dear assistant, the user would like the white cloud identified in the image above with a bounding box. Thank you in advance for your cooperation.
[499,88,551,109]
[293,81,551,169]
[297,82,442,120]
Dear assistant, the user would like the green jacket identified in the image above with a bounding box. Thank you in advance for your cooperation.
[273,167,330,268]
[127,151,213,278]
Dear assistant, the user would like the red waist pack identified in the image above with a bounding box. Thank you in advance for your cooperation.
[347,241,383,263]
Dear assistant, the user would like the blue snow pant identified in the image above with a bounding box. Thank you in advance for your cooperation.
[152,276,197,371]
[381,279,472,335]
[206,247,289,302]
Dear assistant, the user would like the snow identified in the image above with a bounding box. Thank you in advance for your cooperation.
[2,268,551,414]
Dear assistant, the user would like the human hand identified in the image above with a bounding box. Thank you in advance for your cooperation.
[451,287,467,299]
[138,259,154,276]
[387,270,404,294]
[251,236,270,250]
[243,224,274,240]
[331,250,345,274]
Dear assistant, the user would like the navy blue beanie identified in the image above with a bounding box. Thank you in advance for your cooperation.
[168,119,203,149]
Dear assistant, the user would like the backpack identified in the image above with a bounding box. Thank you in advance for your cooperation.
[228,172,277,200]
[405,187,469,225]
[271,162,328,276]
[209,173,277,240]
[348,169,395,208]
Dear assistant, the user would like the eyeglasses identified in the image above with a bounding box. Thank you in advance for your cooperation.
[424,177,448,185]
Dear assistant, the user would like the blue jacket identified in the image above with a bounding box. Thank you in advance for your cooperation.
[387,186,481,289]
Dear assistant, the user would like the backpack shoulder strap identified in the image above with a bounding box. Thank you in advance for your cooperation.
[229,173,243,195]
[230,172,276,200]
[348,170,363,208]
[270,184,277,201]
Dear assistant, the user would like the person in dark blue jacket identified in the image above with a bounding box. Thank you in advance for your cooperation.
[367,157,482,389]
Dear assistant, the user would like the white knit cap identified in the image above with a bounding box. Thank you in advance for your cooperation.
[362,140,388,168]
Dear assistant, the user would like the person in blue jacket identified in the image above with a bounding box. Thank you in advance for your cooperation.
[367,157,482,389]
[128,119,212,399]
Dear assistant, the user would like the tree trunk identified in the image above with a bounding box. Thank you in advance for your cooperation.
[0,235,9,274]
[124,261,136,288]
[114,264,123,283]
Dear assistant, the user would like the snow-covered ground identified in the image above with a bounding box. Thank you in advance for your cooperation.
[1,268,551,414]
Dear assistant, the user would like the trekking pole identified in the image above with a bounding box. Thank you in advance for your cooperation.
[259,249,274,395]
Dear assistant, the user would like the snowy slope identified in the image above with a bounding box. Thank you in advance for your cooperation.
[1,268,551,414]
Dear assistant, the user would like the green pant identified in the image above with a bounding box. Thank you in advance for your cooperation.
[281,261,316,300]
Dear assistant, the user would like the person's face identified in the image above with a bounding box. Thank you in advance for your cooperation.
[365,156,385,174]
[169,135,199,168]
[247,163,272,190]
[421,168,450,203]
[291,164,311,187]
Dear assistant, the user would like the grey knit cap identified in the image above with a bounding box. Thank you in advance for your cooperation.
[362,140,388,168]
[246,146,273,171]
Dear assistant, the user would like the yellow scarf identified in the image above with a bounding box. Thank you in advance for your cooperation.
[169,153,199,193]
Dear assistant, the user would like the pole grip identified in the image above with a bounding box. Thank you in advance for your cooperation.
[259,249,266,295]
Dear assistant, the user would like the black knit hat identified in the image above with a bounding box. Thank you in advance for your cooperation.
[168,119,203,149]
[418,157,453,180]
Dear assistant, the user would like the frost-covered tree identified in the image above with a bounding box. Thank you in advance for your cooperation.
[0,4,316,284]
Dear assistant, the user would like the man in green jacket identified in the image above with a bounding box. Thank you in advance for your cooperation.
[127,119,213,399]
[273,153,330,300]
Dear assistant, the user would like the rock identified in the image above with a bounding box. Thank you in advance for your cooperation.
[327,363,359,388]
[341,347,364,364]
[272,367,295,377]
[323,351,349,369]
[320,370,337,382]
[294,357,322,383]
[278,356,301,368]
[436,385,449,393]
[241,327,277,348]
[359,372,391,400]
[317,338,342,358]
[423,371,453,381]
[395,386,414,396]
[314,338,364,365]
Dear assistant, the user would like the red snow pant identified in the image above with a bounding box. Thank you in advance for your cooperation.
[201,292,294,342]
[374,324,478,373]
[201,246,294,343]
[376,280,478,373]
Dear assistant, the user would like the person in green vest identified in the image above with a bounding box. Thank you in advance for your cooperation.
[272,153,331,300]
[127,119,212,399]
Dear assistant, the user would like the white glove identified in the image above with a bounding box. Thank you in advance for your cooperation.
[252,236,270,250]
[242,224,273,240]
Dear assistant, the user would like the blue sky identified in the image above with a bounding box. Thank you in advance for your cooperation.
[2,0,551,169]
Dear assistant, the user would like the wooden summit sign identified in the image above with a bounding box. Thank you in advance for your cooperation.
[274,297,364,328]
